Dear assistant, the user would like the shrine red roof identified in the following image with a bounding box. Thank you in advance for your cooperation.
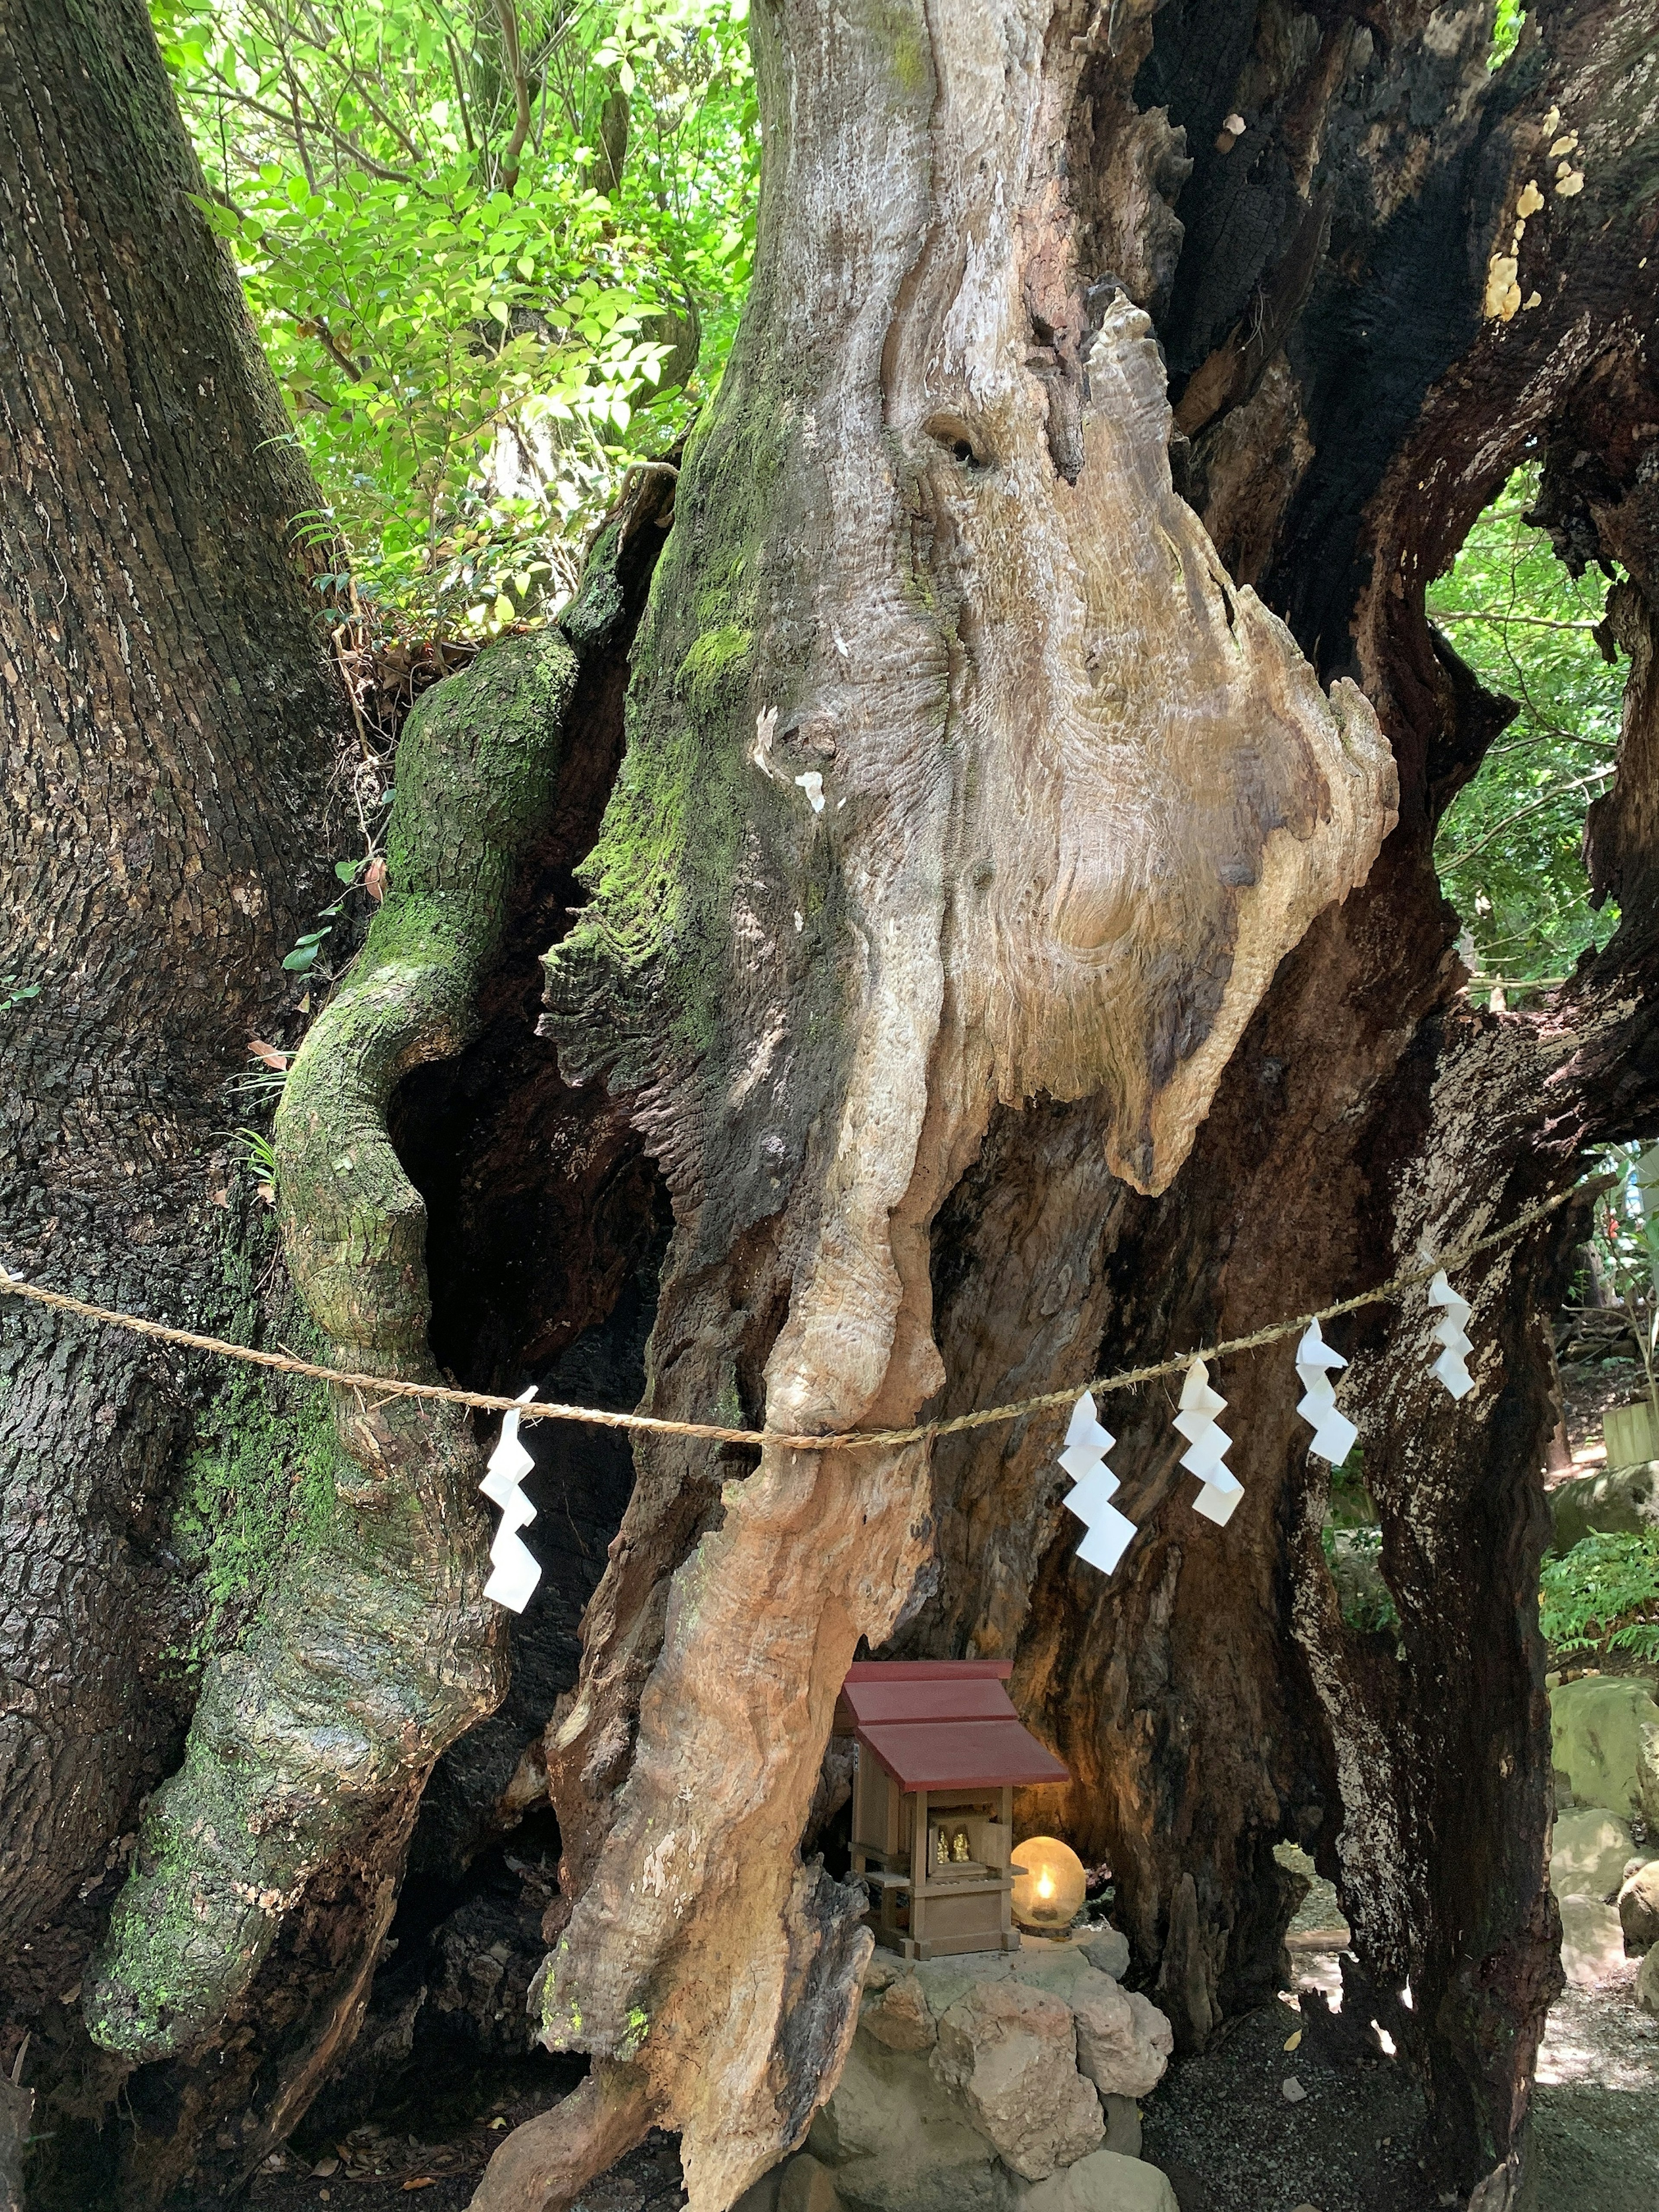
[837,1661,1068,1791]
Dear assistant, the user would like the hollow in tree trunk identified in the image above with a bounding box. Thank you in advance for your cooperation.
[4,3,1659,2211]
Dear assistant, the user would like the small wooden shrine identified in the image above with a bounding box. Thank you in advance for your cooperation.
[835,1659,1068,1960]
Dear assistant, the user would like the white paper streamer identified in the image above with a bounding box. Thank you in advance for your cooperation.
[1294,1319,1359,1465]
[1059,1392,1136,1574]
[1175,1357,1242,1526]
[482,1385,542,1611]
[1426,1270,1475,1399]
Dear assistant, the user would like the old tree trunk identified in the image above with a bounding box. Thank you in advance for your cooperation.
[4,0,1659,2206]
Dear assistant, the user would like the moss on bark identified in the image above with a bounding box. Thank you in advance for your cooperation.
[84,490,659,2064]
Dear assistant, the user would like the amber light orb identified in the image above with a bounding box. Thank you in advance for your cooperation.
[1009,1835,1086,1933]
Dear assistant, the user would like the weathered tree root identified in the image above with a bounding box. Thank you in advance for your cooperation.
[85,484,665,2063]
[467,2062,653,2212]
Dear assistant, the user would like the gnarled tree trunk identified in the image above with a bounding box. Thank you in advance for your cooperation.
[4,0,1657,2209]
[0,0,343,2101]
[474,3,1659,2208]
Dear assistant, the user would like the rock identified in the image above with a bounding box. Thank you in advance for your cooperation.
[1557,1894,1628,1987]
[1081,1927,1130,1981]
[1641,1721,1659,1829]
[1549,1675,1659,1818]
[931,1981,1104,2180]
[862,1974,936,2053]
[1018,2148,1179,2212]
[1549,1461,1659,1551]
[1071,1970,1173,2100]
[808,2032,1017,2212]
[1638,1944,1659,2019]
[1100,2094,1141,2160]
[1281,2076,1306,2103]
[1618,1860,1659,1950]
[779,2155,844,2212]
[1550,1808,1635,1900]
[732,2171,782,2212]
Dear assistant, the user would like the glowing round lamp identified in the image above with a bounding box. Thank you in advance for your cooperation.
[1010,1836,1086,1934]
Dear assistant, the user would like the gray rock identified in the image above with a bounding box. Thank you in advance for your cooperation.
[732,2170,781,2212]
[1550,1808,1635,1901]
[1070,1970,1172,2100]
[1080,1927,1129,1981]
[1638,1944,1659,2019]
[861,1974,936,2053]
[1100,2096,1141,2160]
[1549,1461,1659,1552]
[1549,1675,1659,1818]
[780,2155,844,2212]
[1557,1894,1628,1988]
[931,1980,1104,2180]
[809,2033,1018,2212]
[1640,1721,1659,1830]
[1618,1860,1659,1951]
[1017,2148,1178,2212]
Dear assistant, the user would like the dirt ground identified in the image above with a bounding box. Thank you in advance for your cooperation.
[1533,1964,1659,2212]
[1138,1933,1659,2212]
[233,1931,1657,2212]
[241,2087,686,2212]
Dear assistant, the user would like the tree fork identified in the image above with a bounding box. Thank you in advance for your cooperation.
[84,473,677,2069]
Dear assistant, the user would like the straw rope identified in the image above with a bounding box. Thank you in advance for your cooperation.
[0,1176,1608,1455]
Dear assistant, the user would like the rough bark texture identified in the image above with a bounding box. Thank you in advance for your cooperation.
[0,0,342,2073]
[75,466,678,2202]
[7,0,1659,2206]
[470,3,1659,2210]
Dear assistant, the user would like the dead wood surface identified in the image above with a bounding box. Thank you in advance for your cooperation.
[486,4,1659,2210]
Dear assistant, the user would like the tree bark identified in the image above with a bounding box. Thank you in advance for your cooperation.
[5,0,1657,2207]
[475,2,1659,2208]
[0,0,342,2046]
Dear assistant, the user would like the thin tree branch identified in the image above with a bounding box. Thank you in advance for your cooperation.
[208,87,411,182]
[1440,767,1616,874]
[495,0,534,194]
[1436,610,1602,631]
[445,34,478,153]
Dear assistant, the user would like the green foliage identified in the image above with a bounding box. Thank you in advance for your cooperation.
[0,974,41,1013]
[1427,464,1625,991]
[1540,1531,1659,1664]
[153,0,758,635]
[1489,0,1525,68]
[1321,1525,1401,1636]
[1325,1451,1377,1529]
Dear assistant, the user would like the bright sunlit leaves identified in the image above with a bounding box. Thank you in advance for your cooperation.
[1427,464,1625,995]
[151,0,759,637]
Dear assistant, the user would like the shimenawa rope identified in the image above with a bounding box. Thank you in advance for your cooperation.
[0,1177,1606,1454]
